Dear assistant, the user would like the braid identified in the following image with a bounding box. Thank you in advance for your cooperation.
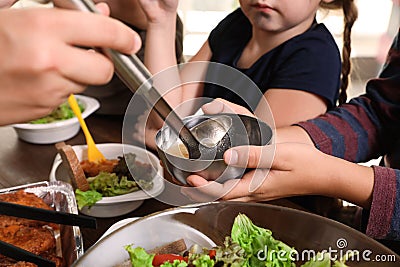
[339,0,358,105]
[320,0,358,105]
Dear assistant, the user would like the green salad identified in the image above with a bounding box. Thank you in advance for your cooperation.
[124,214,352,267]
[75,153,154,210]
[29,100,84,124]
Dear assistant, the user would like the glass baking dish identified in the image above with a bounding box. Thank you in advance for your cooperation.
[0,180,84,267]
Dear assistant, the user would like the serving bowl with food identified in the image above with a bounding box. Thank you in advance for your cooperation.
[0,181,83,267]
[71,202,399,266]
[49,143,164,218]
[12,95,99,144]
[156,113,273,185]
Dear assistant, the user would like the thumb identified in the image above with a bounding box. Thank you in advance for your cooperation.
[202,98,254,116]
[224,145,275,169]
[95,3,111,16]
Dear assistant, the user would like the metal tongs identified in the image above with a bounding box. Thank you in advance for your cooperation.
[0,240,56,267]
[0,201,97,228]
[52,0,210,159]
[0,201,97,266]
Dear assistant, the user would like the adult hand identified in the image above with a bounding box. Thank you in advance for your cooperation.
[183,142,374,208]
[0,6,141,125]
[0,0,18,8]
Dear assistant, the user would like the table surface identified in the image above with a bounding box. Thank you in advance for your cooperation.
[0,114,304,251]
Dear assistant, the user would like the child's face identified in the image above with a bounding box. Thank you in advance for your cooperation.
[239,0,322,33]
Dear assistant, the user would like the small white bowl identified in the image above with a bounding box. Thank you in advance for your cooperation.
[12,95,99,144]
[49,143,165,218]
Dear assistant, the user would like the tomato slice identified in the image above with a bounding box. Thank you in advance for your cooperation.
[208,249,216,259]
[152,254,186,266]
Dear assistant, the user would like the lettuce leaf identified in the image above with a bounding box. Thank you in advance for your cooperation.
[75,189,102,210]
[87,172,140,197]
[30,101,84,124]
[301,252,332,267]
[231,213,296,267]
[125,245,154,267]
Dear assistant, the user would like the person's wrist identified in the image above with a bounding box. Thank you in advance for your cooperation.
[323,156,374,208]
[147,12,176,27]
[276,125,313,145]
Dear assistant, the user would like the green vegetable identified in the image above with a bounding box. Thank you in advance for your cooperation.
[231,213,296,267]
[300,251,353,267]
[75,189,102,210]
[123,214,351,267]
[113,153,154,184]
[29,101,84,124]
[214,237,246,266]
[87,172,140,197]
[301,252,331,267]
[75,172,141,209]
[160,260,188,267]
[125,245,154,267]
[191,255,214,267]
[75,153,155,210]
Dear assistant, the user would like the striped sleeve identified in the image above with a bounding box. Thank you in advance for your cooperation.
[296,28,400,240]
[297,96,381,162]
[366,166,400,240]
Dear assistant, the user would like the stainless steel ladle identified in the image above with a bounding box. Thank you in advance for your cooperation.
[52,0,231,159]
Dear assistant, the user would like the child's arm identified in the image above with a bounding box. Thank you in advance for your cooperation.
[139,0,213,115]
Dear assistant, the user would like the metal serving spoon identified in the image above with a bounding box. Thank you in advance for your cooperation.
[53,0,231,160]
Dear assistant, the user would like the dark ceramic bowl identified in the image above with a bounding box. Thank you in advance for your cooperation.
[73,202,400,266]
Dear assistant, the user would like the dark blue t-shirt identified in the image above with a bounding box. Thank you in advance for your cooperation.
[202,8,341,112]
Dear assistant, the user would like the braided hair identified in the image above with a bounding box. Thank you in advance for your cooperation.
[320,0,358,105]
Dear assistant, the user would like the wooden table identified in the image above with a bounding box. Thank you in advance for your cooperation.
[2,113,400,255]
[0,114,306,251]
[0,115,170,249]
[6,115,400,253]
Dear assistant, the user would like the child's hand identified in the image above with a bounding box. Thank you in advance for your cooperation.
[138,0,178,24]
[201,98,255,117]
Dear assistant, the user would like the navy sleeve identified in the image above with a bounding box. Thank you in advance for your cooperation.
[268,26,342,107]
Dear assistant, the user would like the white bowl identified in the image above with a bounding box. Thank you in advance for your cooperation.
[12,95,99,144]
[49,143,165,218]
[72,206,217,267]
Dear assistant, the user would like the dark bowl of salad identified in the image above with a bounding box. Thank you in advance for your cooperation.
[12,95,99,144]
[72,202,400,266]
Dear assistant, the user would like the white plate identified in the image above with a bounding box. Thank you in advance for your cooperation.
[49,143,165,217]
[12,95,99,144]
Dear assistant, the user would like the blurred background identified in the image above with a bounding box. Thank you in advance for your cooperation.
[14,0,399,99]
[177,0,398,99]
[12,0,399,167]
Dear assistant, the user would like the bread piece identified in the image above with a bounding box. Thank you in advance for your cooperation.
[55,142,89,191]
[148,238,187,255]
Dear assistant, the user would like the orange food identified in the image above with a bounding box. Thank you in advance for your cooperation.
[0,190,62,267]
[80,159,119,177]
